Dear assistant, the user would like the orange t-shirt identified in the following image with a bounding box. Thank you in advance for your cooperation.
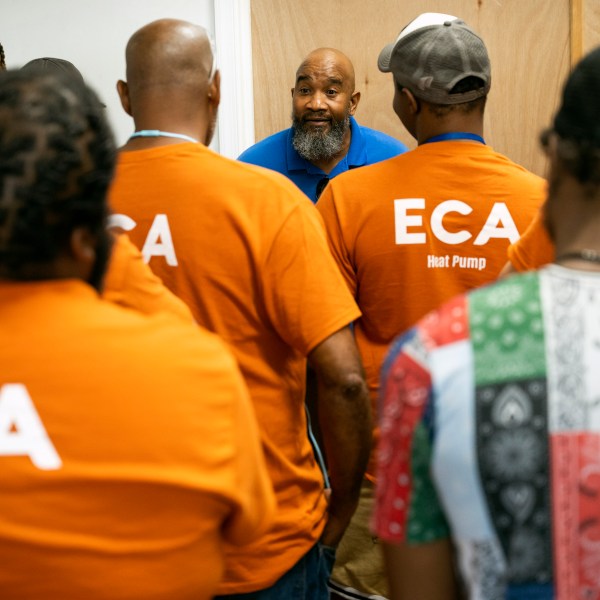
[317,141,546,476]
[0,279,274,600]
[108,143,361,594]
[507,206,555,271]
[102,232,194,322]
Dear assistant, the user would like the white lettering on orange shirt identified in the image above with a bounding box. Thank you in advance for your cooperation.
[0,384,62,470]
[108,213,178,267]
[394,199,519,246]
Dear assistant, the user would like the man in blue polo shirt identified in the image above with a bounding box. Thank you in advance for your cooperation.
[238,47,407,202]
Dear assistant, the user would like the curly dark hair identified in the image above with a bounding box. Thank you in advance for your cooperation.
[0,43,5,71]
[0,69,116,280]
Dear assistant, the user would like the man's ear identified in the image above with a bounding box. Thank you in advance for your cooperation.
[208,69,221,110]
[69,226,97,271]
[204,70,221,146]
[291,87,295,98]
[402,87,420,114]
[116,80,132,116]
[349,91,361,116]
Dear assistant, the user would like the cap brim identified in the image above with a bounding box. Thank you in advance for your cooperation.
[377,42,395,73]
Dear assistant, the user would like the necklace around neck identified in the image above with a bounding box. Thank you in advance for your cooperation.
[129,129,199,144]
[555,249,600,265]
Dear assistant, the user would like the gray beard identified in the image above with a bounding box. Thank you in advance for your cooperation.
[291,115,350,162]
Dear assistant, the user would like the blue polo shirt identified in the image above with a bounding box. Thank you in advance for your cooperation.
[237,116,408,202]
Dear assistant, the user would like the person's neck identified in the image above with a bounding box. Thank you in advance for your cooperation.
[554,236,600,272]
[121,118,207,152]
[310,127,352,174]
[416,114,484,146]
[552,204,600,272]
[554,248,600,271]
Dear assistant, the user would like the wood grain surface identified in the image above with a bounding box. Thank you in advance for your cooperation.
[249,0,580,176]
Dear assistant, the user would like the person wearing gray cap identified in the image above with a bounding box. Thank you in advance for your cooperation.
[21,57,85,83]
[317,13,546,600]
[374,45,600,600]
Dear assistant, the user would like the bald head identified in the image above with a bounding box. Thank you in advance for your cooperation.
[125,19,214,94]
[118,18,220,147]
[296,48,356,94]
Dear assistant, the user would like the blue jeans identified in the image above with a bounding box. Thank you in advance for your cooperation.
[215,542,336,600]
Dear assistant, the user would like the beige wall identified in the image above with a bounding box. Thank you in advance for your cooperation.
[249,0,592,177]
[584,0,600,54]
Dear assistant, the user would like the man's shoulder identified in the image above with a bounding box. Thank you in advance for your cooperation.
[238,129,290,169]
[352,121,408,163]
[112,144,317,241]
[329,148,403,191]
[358,124,407,150]
[481,147,546,186]
[106,302,244,390]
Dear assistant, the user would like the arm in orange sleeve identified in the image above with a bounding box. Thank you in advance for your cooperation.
[258,194,367,546]
[102,233,195,322]
[502,206,555,278]
[308,326,372,547]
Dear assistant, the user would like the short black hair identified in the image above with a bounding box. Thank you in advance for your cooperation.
[0,69,116,279]
[0,43,5,71]
[396,75,487,117]
[428,76,487,117]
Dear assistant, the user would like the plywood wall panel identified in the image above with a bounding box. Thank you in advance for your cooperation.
[250,0,574,176]
[584,0,600,54]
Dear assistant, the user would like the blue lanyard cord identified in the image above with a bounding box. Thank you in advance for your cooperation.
[129,130,199,144]
[422,132,485,145]
[305,404,331,489]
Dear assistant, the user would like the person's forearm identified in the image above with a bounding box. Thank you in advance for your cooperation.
[316,371,371,546]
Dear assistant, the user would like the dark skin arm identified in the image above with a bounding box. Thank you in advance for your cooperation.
[308,325,372,547]
[383,539,460,600]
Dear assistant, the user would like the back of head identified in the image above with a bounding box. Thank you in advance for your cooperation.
[0,69,115,280]
[378,12,491,106]
[125,19,214,96]
[549,46,600,185]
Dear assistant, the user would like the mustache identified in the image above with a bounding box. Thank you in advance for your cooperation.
[301,113,330,120]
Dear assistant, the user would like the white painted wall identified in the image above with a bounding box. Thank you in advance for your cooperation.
[1,0,255,156]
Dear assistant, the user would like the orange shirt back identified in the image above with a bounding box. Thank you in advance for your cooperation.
[317,142,545,474]
[0,279,274,600]
[108,143,361,594]
[102,232,195,322]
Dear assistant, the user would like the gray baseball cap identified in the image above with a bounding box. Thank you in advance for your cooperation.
[21,57,85,84]
[21,57,106,107]
[378,12,491,105]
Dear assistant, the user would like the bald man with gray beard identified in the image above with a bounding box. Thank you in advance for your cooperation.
[238,48,407,202]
